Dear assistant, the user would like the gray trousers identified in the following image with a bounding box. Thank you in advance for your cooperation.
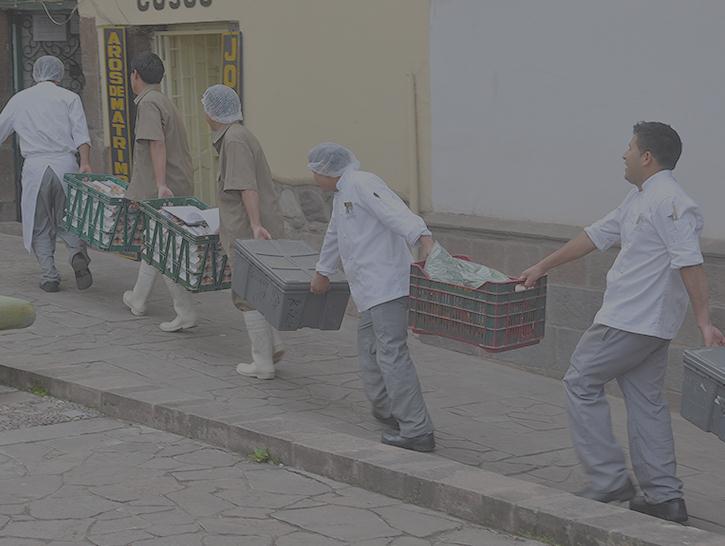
[358,297,433,438]
[564,323,682,503]
[32,167,86,284]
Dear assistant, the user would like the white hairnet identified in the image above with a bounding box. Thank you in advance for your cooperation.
[33,56,64,83]
[307,143,360,177]
[201,84,243,124]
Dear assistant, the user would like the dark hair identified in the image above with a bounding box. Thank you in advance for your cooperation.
[130,52,165,85]
[633,121,682,170]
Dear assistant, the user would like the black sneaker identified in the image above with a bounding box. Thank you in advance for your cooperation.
[40,281,60,293]
[71,252,93,290]
[576,479,636,503]
[381,432,435,453]
[629,497,688,523]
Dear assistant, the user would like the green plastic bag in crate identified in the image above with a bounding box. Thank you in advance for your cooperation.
[141,197,231,293]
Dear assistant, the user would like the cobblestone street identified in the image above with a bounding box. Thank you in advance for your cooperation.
[0,386,545,546]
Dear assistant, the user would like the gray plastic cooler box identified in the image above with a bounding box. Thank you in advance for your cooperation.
[232,239,350,331]
[681,348,725,442]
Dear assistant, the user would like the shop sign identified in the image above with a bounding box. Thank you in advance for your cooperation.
[222,32,243,108]
[103,27,132,180]
[138,0,212,11]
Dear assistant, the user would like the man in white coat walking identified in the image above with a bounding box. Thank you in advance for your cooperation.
[519,122,725,523]
[0,56,93,292]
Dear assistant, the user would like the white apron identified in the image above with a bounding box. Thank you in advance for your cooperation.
[20,152,78,252]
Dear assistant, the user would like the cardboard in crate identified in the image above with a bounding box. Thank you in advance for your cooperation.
[141,197,231,292]
[232,239,350,331]
[63,173,143,254]
[682,348,725,442]
[409,257,546,352]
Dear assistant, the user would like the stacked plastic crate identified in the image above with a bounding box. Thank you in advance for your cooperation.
[63,174,144,254]
[141,197,231,292]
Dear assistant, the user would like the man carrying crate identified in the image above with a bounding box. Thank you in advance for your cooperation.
[122,52,198,332]
[201,85,286,379]
[0,56,93,293]
[308,142,436,453]
[519,122,725,523]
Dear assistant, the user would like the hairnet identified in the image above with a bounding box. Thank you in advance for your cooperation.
[201,85,243,124]
[307,143,360,177]
[33,56,64,83]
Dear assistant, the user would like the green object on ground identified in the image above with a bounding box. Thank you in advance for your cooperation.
[0,295,35,331]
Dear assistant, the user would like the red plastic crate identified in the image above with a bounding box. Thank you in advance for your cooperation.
[408,257,547,352]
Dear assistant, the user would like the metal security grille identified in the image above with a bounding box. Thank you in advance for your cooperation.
[154,32,222,206]
[14,10,84,93]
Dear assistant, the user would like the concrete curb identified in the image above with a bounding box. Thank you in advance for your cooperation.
[0,362,721,546]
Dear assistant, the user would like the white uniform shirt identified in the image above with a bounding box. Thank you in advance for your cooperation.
[585,170,704,340]
[0,81,90,157]
[316,170,431,312]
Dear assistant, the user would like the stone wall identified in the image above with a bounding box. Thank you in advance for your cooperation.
[0,11,17,221]
[274,180,333,250]
[422,212,725,398]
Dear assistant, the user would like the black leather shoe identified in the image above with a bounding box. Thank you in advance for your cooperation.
[71,252,93,290]
[381,432,435,452]
[372,412,400,430]
[576,479,636,503]
[40,281,60,293]
[629,496,688,523]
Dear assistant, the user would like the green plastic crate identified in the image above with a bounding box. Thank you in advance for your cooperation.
[141,197,231,293]
[63,173,143,255]
[409,257,547,353]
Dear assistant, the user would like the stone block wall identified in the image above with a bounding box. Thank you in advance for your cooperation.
[422,212,725,397]
[274,180,333,250]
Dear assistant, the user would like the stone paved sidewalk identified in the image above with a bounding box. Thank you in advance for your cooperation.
[0,387,545,546]
[0,230,724,536]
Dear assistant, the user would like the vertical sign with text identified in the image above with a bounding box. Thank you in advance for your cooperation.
[222,32,243,115]
[103,27,132,181]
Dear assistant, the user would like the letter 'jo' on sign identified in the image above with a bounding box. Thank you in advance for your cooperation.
[222,32,243,115]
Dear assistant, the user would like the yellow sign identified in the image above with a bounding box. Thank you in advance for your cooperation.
[222,32,243,110]
[103,27,132,181]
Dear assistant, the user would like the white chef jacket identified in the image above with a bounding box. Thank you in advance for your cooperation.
[0,82,90,251]
[0,82,90,158]
[316,169,431,312]
[585,170,704,340]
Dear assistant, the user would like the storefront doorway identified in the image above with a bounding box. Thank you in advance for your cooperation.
[154,31,223,206]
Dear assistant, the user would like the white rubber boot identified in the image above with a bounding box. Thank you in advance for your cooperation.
[123,261,157,316]
[237,311,276,379]
[272,327,285,364]
[159,277,198,332]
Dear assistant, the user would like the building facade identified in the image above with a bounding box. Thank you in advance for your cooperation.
[76,0,431,218]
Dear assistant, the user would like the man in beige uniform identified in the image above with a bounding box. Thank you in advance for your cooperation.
[202,84,285,379]
[122,52,197,332]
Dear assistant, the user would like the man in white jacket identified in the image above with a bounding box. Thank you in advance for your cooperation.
[309,143,435,452]
[520,122,725,523]
[0,56,92,292]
